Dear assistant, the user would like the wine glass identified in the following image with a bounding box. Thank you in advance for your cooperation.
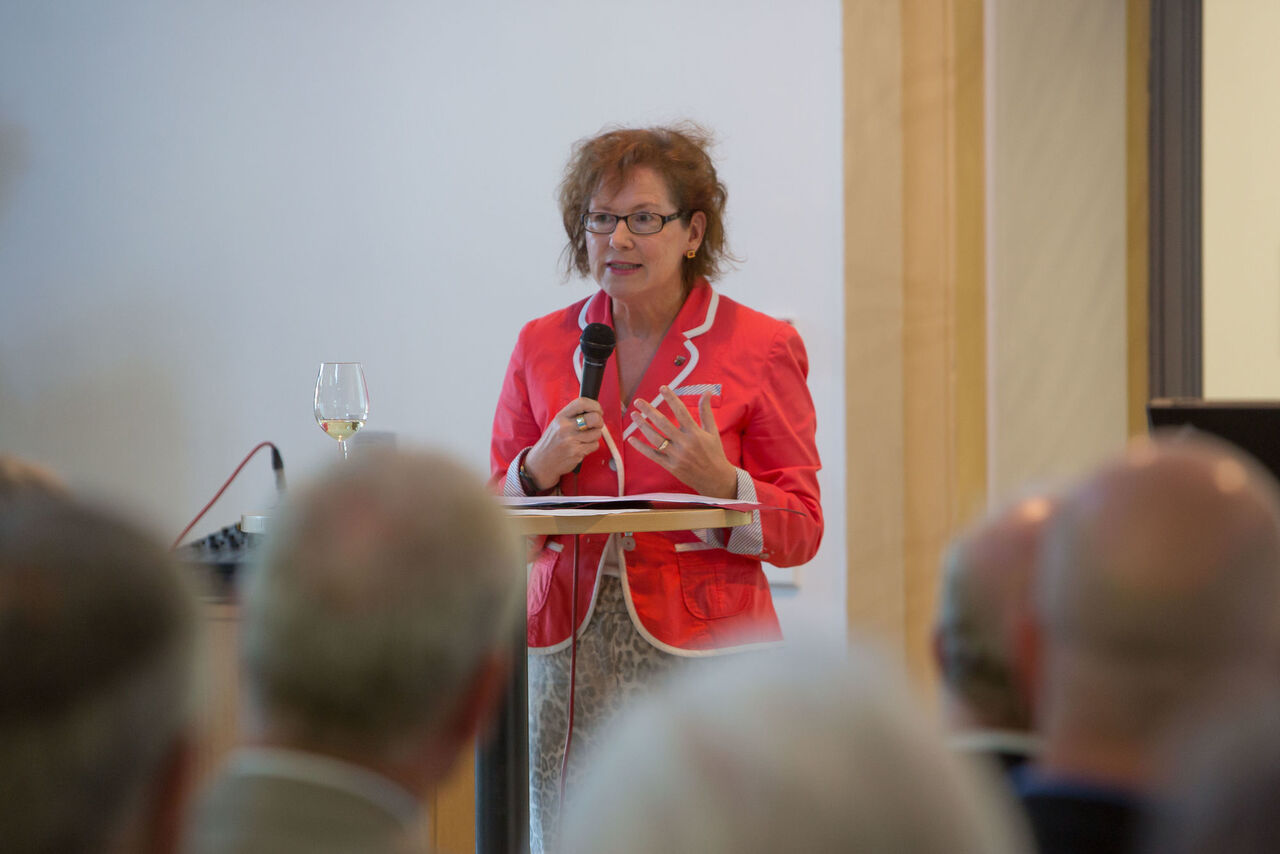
[314,362,370,460]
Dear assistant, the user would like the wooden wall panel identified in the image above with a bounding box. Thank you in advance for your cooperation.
[901,0,987,685]
[844,0,908,654]
[843,0,985,685]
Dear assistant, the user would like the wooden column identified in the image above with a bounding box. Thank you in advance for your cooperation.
[844,0,908,655]
[843,0,986,685]
[901,0,987,685]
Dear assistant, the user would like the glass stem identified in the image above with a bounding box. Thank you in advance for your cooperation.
[340,439,349,461]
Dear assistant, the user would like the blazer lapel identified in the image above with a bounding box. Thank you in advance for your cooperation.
[619,281,719,443]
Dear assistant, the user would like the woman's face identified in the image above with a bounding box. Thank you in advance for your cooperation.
[586,166,705,307]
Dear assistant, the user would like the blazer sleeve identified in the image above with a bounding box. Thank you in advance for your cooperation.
[730,322,824,567]
[490,323,543,496]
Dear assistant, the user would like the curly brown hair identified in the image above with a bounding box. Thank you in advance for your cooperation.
[558,122,734,290]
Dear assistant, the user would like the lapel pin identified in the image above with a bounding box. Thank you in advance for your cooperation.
[674,355,687,366]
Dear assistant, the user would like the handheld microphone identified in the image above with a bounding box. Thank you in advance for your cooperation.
[575,323,616,473]
[579,322,616,401]
[565,324,614,795]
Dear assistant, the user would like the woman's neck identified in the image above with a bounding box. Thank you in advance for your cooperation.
[611,287,686,340]
[610,285,688,406]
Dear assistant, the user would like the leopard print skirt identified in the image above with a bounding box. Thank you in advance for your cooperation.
[527,575,704,854]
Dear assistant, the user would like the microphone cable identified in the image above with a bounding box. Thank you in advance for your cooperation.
[558,470,582,812]
[558,322,614,810]
[170,441,284,551]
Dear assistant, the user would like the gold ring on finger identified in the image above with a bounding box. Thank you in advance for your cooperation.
[575,414,589,432]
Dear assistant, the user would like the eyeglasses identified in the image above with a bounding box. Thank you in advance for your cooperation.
[582,211,685,235]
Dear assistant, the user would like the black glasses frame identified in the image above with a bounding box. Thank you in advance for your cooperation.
[581,211,686,235]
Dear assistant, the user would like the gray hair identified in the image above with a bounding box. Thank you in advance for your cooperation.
[935,492,1056,729]
[561,647,1030,854]
[0,495,198,852]
[240,448,524,757]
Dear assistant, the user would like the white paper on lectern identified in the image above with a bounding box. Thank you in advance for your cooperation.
[499,493,762,512]
[504,507,661,517]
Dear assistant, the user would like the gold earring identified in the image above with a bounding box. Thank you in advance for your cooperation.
[685,249,697,259]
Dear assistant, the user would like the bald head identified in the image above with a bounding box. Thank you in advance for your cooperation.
[1042,436,1280,664]
[1035,435,1280,777]
[936,493,1057,730]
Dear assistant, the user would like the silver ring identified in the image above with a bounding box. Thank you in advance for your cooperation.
[657,439,671,452]
[575,414,589,432]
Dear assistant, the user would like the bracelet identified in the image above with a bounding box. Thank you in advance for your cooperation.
[517,448,541,496]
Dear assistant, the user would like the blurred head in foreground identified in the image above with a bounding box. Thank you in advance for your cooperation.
[935,490,1058,744]
[0,454,67,500]
[0,494,198,853]
[1142,688,1280,854]
[561,647,1029,854]
[241,447,524,789]
[1027,433,1280,788]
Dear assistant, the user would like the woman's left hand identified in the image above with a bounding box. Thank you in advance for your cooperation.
[628,386,738,498]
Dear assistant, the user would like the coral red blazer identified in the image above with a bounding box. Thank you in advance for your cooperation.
[491,280,823,655]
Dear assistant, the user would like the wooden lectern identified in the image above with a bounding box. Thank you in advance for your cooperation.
[477,501,753,854]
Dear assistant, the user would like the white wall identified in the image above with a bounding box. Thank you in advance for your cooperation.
[0,1,845,639]
[1203,0,1280,398]
[986,0,1129,500]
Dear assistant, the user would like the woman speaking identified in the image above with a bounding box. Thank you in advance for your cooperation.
[490,123,823,852]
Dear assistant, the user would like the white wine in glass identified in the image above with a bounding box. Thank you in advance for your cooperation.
[314,362,370,460]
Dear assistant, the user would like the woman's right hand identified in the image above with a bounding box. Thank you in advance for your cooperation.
[521,397,606,491]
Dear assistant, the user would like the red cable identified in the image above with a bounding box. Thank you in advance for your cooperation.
[169,441,279,550]
[558,475,582,813]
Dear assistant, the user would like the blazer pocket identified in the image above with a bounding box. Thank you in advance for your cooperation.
[527,540,563,615]
[676,543,750,620]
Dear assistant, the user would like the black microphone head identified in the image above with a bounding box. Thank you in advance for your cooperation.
[270,445,286,493]
[580,322,616,365]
